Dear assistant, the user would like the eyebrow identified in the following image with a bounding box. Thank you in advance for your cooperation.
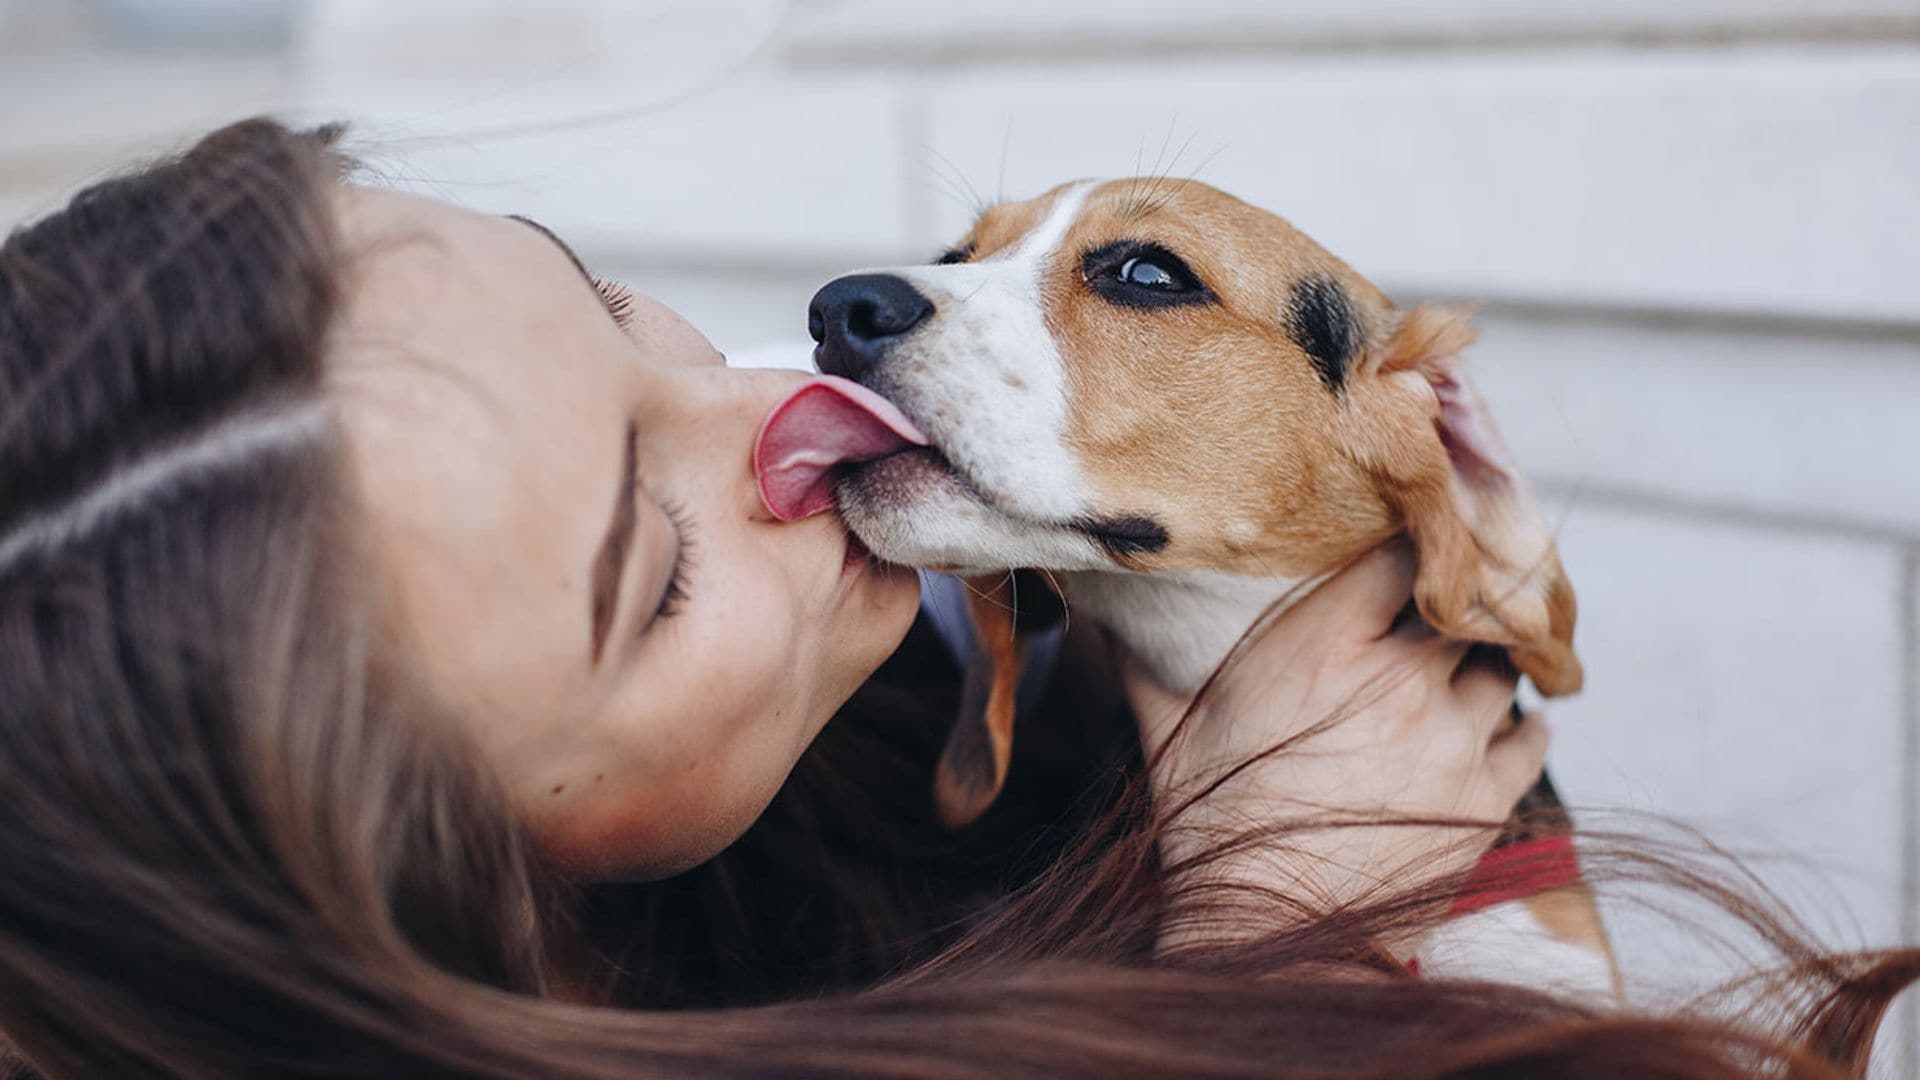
[508,214,692,661]
[588,421,639,664]
[506,215,642,664]
[507,214,596,286]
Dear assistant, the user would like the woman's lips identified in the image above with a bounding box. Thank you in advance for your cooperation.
[842,528,872,575]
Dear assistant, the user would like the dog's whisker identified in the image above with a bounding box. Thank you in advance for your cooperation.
[956,575,1020,618]
[1182,144,1228,189]
[1141,131,1200,220]
[911,148,977,215]
[1003,569,1022,648]
[1132,143,1226,222]
[1128,137,1151,219]
[1033,566,1072,638]
[996,121,1014,206]
[1127,124,1182,223]
[906,173,982,217]
[1145,120,1180,196]
[910,152,985,219]
[922,145,988,215]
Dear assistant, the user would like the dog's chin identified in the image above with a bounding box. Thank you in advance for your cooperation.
[836,450,1110,573]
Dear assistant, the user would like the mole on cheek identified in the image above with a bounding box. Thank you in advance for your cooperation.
[550,784,566,796]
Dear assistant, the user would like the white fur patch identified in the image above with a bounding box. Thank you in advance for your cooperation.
[1417,899,1620,1007]
[866,181,1097,529]
[1064,569,1311,693]
[836,452,1110,573]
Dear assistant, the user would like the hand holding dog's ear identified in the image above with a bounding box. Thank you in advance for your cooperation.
[1353,306,1583,696]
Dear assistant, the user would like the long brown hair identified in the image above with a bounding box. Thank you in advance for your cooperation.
[0,117,1911,1078]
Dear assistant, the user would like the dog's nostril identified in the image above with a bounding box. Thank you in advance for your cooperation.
[807,305,826,344]
[845,300,885,341]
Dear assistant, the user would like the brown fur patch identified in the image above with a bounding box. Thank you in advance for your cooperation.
[1037,182,1401,579]
[1523,886,1626,998]
[934,573,1028,827]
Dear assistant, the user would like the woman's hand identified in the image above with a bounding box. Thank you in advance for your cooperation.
[1122,540,1548,940]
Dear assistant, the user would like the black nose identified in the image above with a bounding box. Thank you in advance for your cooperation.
[808,274,934,381]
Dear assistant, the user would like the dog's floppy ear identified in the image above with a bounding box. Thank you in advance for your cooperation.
[934,570,1065,827]
[1357,305,1583,696]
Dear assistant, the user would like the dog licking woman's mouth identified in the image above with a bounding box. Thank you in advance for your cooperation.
[754,374,928,525]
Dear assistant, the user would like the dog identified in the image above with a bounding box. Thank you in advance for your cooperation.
[755,178,1616,999]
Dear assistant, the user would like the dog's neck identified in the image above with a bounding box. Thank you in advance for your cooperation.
[1059,569,1317,694]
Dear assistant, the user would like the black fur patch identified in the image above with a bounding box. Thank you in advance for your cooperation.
[1008,568,1068,631]
[1288,277,1360,393]
[1079,514,1170,559]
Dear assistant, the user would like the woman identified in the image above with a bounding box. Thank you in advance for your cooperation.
[0,119,1907,1077]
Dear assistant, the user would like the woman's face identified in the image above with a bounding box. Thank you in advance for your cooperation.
[327,187,920,880]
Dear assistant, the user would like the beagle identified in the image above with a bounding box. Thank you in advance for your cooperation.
[756,178,1614,999]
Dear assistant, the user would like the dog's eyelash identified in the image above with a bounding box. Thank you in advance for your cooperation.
[593,276,637,329]
[655,499,696,621]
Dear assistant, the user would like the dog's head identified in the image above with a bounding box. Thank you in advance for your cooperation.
[801,179,1580,820]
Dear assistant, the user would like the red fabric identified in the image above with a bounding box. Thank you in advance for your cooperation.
[1447,835,1581,916]
[1404,837,1586,975]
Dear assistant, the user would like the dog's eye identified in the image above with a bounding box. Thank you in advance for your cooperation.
[1082,240,1213,309]
[1119,257,1179,289]
[934,244,975,266]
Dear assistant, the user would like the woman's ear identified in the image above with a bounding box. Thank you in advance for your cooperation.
[1358,305,1583,696]
[934,571,1064,827]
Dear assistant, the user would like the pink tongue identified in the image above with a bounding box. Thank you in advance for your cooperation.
[754,375,930,521]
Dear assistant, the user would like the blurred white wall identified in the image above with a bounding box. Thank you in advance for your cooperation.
[3,0,1919,1065]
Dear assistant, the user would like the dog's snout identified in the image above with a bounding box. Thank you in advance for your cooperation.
[808,274,933,380]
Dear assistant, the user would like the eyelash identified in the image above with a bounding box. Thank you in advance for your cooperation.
[655,498,696,621]
[593,276,637,329]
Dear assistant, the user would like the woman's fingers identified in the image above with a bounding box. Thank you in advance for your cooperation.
[1120,654,1190,747]
[1130,539,1423,749]
[1284,537,1419,644]
[1452,646,1522,743]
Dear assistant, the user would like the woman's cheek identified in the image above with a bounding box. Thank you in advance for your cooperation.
[688,570,807,715]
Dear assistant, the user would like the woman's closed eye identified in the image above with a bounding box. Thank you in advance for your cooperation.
[503,215,638,335]
[652,498,695,622]
[593,277,637,331]
[593,423,697,662]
